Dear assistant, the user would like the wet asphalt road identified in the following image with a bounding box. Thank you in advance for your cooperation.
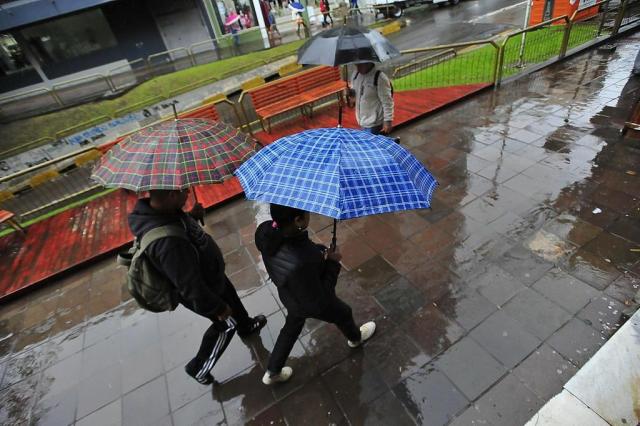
[387,0,527,48]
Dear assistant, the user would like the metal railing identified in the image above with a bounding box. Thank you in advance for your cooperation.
[0,98,242,228]
[0,7,385,123]
[2,0,640,231]
[391,41,500,90]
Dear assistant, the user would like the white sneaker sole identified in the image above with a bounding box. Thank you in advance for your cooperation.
[348,321,376,348]
[262,366,293,385]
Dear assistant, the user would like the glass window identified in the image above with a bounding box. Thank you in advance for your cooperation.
[20,9,117,64]
[0,34,31,76]
[219,0,258,34]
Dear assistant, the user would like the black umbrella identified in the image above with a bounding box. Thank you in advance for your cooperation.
[298,25,401,66]
[297,26,400,125]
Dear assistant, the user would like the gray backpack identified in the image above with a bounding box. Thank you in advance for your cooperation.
[118,225,189,312]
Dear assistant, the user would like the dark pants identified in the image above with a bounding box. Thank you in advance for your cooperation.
[267,297,360,373]
[182,277,252,381]
[362,125,383,135]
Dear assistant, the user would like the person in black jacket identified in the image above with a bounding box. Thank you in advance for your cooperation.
[128,189,267,385]
[255,204,376,385]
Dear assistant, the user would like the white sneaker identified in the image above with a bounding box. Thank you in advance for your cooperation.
[348,321,376,348]
[262,366,293,385]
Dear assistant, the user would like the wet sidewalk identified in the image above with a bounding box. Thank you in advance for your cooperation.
[1,32,639,425]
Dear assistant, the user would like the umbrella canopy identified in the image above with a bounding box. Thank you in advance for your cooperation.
[289,1,305,11]
[234,127,437,220]
[92,118,257,191]
[225,13,240,26]
[298,25,401,66]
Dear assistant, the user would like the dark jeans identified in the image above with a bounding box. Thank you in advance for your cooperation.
[181,277,252,381]
[267,297,360,373]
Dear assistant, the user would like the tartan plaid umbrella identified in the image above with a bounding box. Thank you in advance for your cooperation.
[92,118,258,191]
[235,127,437,221]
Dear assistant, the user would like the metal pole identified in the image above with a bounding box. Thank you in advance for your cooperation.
[518,0,533,67]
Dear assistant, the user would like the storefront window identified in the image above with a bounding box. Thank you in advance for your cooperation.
[20,9,117,64]
[218,0,257,33]
[0,34,31,76]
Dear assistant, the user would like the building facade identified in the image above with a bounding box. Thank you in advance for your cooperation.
[0,0,265,95]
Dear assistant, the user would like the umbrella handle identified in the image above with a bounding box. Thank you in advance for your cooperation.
[331,219,337,250]
[192,187,205,226]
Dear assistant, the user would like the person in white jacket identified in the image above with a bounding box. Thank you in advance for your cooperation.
[348,62,394,135]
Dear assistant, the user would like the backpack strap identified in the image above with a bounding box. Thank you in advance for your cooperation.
[374,70,381,86]
[139,225,189,253]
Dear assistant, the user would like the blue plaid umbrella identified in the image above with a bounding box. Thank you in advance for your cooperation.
[235,128,438,244]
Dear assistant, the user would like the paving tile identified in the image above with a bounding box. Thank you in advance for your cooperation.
[513,344,578,400]
[218,365,277,425]
[321,352,389,421]
[374,277,426,323]
[364,327,430,387]
[547,318,604,367]
[335,276,386,322]
[402,305,465,357]
[160,325,208,372]
[45,325,85,364]
[121,344,164,395]
[31,385,77,426]
[501,288,572,340]
[165,365,210,412]
[532,268,601,314]
[300,322,352,374]
[435,337,506,401]
[238,286,282,317]
[577,295,625,337]
[341,255,399,294]
[496,245,554,286]
[279,379,344,425]
[245,404,286,425]
[448,403,492,426]
[80,332,122,380]
[39,351,82,397]
[75,398,122,426]
[83,312,122,349]
[561,248,621,290]
[343,390,415,426]
[470,310,541,369]
[473,374,542,426]
[122,376,169,426]
[471,264,526,307]
[393,368,469,425]
[436,288,497,331]
[524,229,577,264]
[209,335,257,384]
[1,344,45,390]
[76,362,122,419]
[542,213,602,247]
[406,263,464,302]
[604,272,640,304]
[582,231,639,270]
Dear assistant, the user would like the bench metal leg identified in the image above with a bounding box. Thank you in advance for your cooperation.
[7,219,26,235]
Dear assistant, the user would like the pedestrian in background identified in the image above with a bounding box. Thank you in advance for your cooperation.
[254,204,376,385]
[348,62,395,136]
[320,0,333,27]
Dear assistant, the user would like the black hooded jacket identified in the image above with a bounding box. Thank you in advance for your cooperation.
[128,198,227,318]
[255,220,341,317]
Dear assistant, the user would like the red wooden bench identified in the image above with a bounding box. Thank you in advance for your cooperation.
[0,209,26,234]
[179,103,221,121]
[245,66,346,132]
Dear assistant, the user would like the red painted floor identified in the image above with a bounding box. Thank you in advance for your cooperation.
[0,84,489,300]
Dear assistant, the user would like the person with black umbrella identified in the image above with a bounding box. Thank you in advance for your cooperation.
[348,62,395,136]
